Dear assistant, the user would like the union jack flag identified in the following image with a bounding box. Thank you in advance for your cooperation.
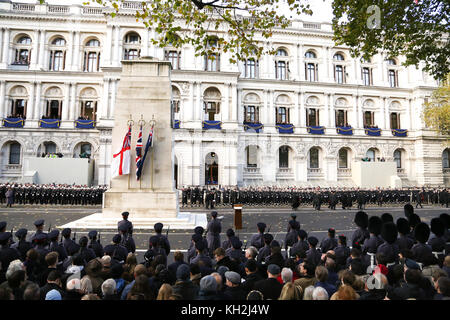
[135,126,143,180]
[136,125,154,180]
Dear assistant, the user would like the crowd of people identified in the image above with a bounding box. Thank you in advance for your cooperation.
[181,186,449,210]
[0,206,449,300]
[0,183,107,207]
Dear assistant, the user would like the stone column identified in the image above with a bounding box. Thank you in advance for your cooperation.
[1,28,9,65]
[73,32,80,71]
[236,87,242,124]
[0,80,6,118]
[109,79,117,119]
[33,82,42,120]
[353,94,358,128]
[298,44,304,81]
[104,25,113,66]
[268,89,274,126]
[384,97,390,130]
[329,93,335,127]
[326,46,332,82]
[113,25,120,66]
[189,81,194,121]
[30,30,39,69]
[293,90,299,128]
[0,28,3,63]
[231,83,237,122]
[195,81,201,121]
[263,89,269,125]
[62,82,70,121]
[406,98,412,130]
[69,82,77,121]
[26,82,35,120]
[66,31,74,71]
[299,91,305,127]
[101,78,110,119]
[222,83,229,122]
[141,27,149,57]
[357,96,363,129]
[322,95,329,127]
[39,30,47,69]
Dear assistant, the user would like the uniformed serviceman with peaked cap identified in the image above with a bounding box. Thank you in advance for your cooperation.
[61,228,80,257]
[144,235,167,267]
[33,233,50,267]
[257,233,273,265]
[351,211,370,248]
[29,219,46,243]
[395,218,414,251]
[77,236,96,265]
[306,236,321,267]
[48,229,68,263]
[378,222,400,265]
[320,228,338,253]
[118,211,133,235]
[88,230,104,258]
[249,222,266,250]
[206,211,222,255]
[285,220,300,254]
[11,228,32,261]
[290,229,309,259]
[334,234,351,271]
[222,228,235,250]
[153,222,171,256]
[104,234,128,264]
[119,223,136,254]
[0,232,20,279]
[428,217,446,266]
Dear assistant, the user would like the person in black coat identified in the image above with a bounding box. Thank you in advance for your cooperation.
[10,229,32,262]
[214,247,239,273]
[253,264,283,300]
[223,271,247,300]
[396,218,414,251]
[40,270,65,300]
[306,237,321,267]
[88,230,104,258]
[320,228,338,253]
[264,240,285,269]
[351,211,370,247]
[241,259,264,295]
[104,234,128,264]
[412,223,434,266]
[387,269,427,300]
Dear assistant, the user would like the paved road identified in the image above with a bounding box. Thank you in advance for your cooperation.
[1,204,448,264]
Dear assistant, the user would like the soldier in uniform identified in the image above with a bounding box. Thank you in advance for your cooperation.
[88,230,104,258]
[11,228,32,261]
[351,211,370,247]
[395,218,414,251]
[118,212,133,236]
[428,217,446,266]
[290,229,309,258]
[29,219,46,243]
[206,211,221,255]
[285,220,300,255]
[190,240,212,268]
[0,232,20,280]
[77,236,96,264]
[0,221,6,233]
[249,222,266,250]
[222,228,236,250]
[377,222,400,265]
[305,236,321,267]
[181,187,188,208]
[411,222,434,267]
[334,235,351,271]
[144,235,167,267]
[33,233,50,267]
[104,234,128,264]
[362,216,384,261]
[320,228,338,253]
[62,228,80,257]
[119,223,136,254]
[153,222,170,256]
[329,191,338,210]
[257,233,273,265]
[47,229,68,263]
[415,189,424,208]
[357,190,366,210]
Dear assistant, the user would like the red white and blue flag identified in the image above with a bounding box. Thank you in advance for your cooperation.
[136,125,154,180]
[111,126,131,178]
[135,126,143,180]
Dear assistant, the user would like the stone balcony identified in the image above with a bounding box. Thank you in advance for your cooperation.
[338,168,352,177]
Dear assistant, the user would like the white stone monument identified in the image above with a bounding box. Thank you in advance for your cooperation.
[61,57,206,230]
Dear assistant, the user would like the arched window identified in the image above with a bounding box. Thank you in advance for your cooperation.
[8,86,28,118]
[205,152,219,185]
[305,51,316,59]
[243,58,258,79]
[366,149,376,162]
[279,146,289,168]
[123,32,141,60]
[304,50,318,81]
[309,148,319,169]
[333,53,345,61]
[442,149,449,169]
[246,146,258,168]
[49,37,66,71]
[333,53,346,84]
[79,88,98,121]
[9,142,21,165]
[44,87,63,119]
[83,39,101,72]
[394,150,402,168]
[338,148,348,168]
[275,48,289,80]
[204,38,220,71]
[203,87,221,121]
[386,58,397,65]
[14,36,32,65]
[390,112,400,129]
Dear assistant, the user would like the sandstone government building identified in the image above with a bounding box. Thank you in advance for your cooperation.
[0,0,449,188]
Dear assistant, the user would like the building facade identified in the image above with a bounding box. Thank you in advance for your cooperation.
[0,1,449,187]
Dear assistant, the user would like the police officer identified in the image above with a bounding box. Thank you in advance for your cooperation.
[249,222,266,250]
[119,223,136,254]
[154,223,170,256]
[320,228,338,253]
[206,211,221,255]
[11,228,32,261]
[62,228,80,257]
[104,234,128,264]
[88,230,104,258]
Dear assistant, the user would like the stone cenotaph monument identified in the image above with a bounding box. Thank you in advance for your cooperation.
[61,57,206,230]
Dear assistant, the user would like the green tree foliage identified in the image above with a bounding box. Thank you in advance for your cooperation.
[332,0,450,81]
[422,74,450,140]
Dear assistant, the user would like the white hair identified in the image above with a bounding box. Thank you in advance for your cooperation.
[245,247,258,259]
[303,285,315,300]
[281,267,293,283]
[101,255,111,265]
[80,276,93,294]
[312,287,329,300]
[101,278,116,296]
[6,259,23,279]
[66,278,81,291]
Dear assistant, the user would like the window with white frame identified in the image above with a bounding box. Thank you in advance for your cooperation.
[49,37,66,71]
[83,39,101,72]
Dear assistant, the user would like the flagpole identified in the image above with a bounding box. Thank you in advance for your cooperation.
[138,115,146,190]
[150,115,156,191]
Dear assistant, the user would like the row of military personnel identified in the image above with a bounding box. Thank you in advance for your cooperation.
[0,183,107,206]
[181,186,449,209]
[1,206,449,285]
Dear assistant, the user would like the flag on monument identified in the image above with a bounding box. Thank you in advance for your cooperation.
[135,126,143,180]
[111,126,132,178]
[136,125,153,179]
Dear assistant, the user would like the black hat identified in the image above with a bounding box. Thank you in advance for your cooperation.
[192,234,203,243]
[439,213,450,228]
[15,228,27,239]
[328,228,335,235]
[0,232,12,244]
[211,211,218,218]
[257,222,266,232]
[297,229,307,240]
[0,221,6,231]
[396,218,410,235]
[354,211,368,229]
[408,214,421,229]
[414,223,430,244]
[195,240,206,251]
[368,216,383,236]
[381,222,398,244]
[154,223,163,233]
[34,219,45,227]
[112,234,122,244]
[61,228,71,238]
[307,236,318,247]
[404,258,420,270]
[263,233,273,244]
[88,230,98,239]
[231,236,242,249]
[404,204,414,218]
[79,236,88,247]
[121,211,129,217]
[149,235,159,246]
[381,213,394,224]
[430,218,445,237]
[226,228,235,238]
[270,240,280,248]
[48,230,59,240]
[194,226,204,235]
